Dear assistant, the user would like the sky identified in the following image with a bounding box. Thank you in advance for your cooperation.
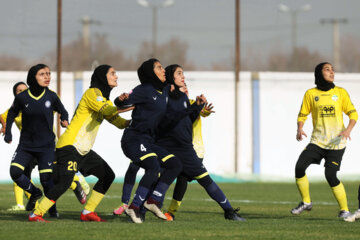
[0,0,360,69]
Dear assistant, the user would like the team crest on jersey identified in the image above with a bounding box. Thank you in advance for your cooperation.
[96,96,103,102]
[315,96,319,101]
[184,101,187,108]
[332,94,338,101]
[45,100,51,108]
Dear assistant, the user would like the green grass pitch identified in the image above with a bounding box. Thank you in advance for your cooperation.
[1,181,360,240]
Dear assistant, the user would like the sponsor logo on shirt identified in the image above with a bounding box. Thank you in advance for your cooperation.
[319,105,335,117]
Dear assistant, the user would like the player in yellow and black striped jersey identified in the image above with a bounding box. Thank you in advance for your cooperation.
[291,62,358,218]
[29,65,130,222]
[190,99,213,160]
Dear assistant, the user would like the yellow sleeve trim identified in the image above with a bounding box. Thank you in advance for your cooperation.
[162,154,175,162]
[194,172,209,180]
[39,169,53,174]
[11,163,24,171]
[140,153,157,161]
[106,113,128,129]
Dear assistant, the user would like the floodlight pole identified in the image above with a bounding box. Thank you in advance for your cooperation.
[152,6,158,57]
[320,18,348,72]
[234,0,240,173]
[137,0,174,58]
[278,4,311,70]
[56,0,62,137]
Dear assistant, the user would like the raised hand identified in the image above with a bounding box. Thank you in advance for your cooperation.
[203,102,215,113]
[118,93,129,101]
[60,120,69,128]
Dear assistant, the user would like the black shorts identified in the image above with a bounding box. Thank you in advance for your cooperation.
[54,145,107,177]
[11,145,54,174]
[121,138,175,165]
[298,143,345,171]
[166,147,208,181]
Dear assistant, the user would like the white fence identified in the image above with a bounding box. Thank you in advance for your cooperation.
[1,70,360,181]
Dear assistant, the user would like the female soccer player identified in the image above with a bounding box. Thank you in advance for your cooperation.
[4,64,69,216]
[1,82,34,211]
[29,65,130,222]
[2,82,88,213]
[164,79,215,220]
[155,64,244,221]
[291,62,357,218]
[114,58,205,223]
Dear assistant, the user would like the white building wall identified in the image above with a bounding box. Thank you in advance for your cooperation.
[0,71,359,181]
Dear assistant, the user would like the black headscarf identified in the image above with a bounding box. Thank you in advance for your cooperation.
[12,82,27,97]
[27,63,48,97]
[90,65,112,99]
[315,62,335,91]
[137,58,166,91]
[165,64,182,99]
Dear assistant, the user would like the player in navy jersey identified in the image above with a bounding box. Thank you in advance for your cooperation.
[158,64,245,221]
[114,58,206,223]
[4,64,69,217]
[0,82,37,211]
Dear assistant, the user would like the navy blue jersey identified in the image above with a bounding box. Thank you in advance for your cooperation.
[5,88,68,151]
[115,83,170,140]
[156,93,202,149]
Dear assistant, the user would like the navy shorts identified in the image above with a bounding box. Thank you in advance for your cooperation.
[122,138,175,165]
[10,145,54,174]
[166,147,208,181]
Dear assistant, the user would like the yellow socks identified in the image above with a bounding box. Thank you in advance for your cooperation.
[296,175,311,204]
[73,174,80,182]
[331,182,349,211]
[84,190,104,212]
[34,197,55,216]
[168,199,182,216]
[14,183,24,206]
[70,181,77,191]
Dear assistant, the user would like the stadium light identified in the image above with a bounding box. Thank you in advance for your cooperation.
[278,3,311,58]
[137,0,175,57]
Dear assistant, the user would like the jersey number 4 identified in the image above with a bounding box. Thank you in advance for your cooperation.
[140,144,147,152]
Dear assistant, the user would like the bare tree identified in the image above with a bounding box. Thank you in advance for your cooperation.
[136,38,196,70]
[340,35,360,73]
[0,55,28,70]
[289,47,324,72]
[42,34,136,71]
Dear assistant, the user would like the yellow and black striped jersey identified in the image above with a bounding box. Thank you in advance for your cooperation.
[1,109,22,130]
[56,88,127,155]
[298,86,358,150]
[190,99,212,158]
